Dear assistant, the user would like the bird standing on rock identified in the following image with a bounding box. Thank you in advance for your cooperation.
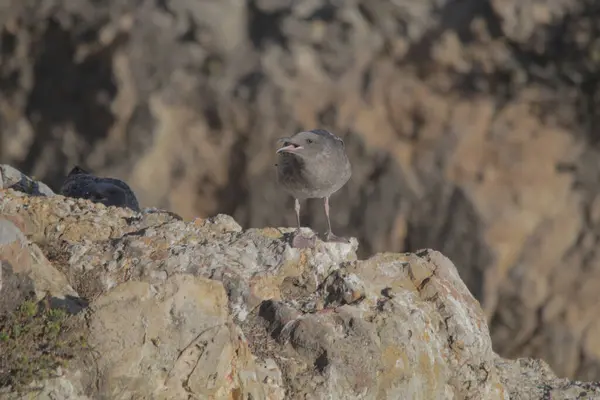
[276,129,351,248]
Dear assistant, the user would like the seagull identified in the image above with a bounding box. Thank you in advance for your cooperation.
[275,129,351,248]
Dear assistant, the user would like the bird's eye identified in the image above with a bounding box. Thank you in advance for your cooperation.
[307,139,313,144]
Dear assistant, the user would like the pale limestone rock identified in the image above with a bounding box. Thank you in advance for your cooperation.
[87,274,270,399]
[0,216,79,314]
[1,177,600,399]
[0,164,54,196]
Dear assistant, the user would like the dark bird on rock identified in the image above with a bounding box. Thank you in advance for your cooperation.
[60,166,141,212]
[275,129,351,248]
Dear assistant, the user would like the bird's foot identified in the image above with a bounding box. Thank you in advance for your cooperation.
[325,231,350,243]
[291,231,317,249]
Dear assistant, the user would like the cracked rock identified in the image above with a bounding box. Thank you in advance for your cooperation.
[1,170,600,399]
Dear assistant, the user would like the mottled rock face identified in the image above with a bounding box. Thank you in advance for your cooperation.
[2,0,600,382]
[0,165,54,196]
[1,179,600,399]
[0,217,79,315]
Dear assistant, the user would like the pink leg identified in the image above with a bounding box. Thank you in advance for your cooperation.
[291,198,316,248]
[295,198,301,230]
[323,197,349,243]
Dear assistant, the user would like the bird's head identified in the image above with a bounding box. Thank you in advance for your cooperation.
[276,129,343,159]
[67,165,90,177]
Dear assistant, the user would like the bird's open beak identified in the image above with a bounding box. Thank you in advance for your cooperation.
[276,138,304,154]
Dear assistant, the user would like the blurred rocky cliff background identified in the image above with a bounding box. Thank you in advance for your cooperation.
[1,0,600,381]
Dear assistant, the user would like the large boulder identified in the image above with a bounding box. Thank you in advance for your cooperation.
[1,174,600,399]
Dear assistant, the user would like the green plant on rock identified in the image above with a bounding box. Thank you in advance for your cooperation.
[0,298,87,392]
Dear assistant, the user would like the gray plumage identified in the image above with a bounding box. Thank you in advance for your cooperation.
[276,129,351,247]
[60,166,140,212]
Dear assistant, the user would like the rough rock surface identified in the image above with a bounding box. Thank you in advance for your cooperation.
[2,174,600,399]
[0,164,54,196]
[2,0,600,381]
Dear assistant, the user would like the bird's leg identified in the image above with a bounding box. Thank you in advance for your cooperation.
[291,198,316,248]
[324,196,350,243]
[295,198,301,230]
[324,196,332,233]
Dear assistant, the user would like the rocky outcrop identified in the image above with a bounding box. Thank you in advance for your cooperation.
[2,0,600,381]
[1,171,600,399]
